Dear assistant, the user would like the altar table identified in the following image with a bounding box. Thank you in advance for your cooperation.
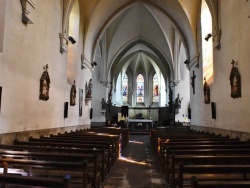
[127,119,153,130]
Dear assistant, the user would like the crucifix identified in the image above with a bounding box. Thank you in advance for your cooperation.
[191,70,196,94]
[44,64,49,72]
[231,59,235,68]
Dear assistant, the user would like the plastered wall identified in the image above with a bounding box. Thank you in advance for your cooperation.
[191,0,250,133]
[0,1,91,135]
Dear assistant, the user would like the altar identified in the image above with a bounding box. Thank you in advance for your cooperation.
[127,119,153,130]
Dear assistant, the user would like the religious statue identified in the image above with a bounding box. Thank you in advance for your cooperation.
[229,60,241,99]
[175,93,183,110]
[122,86,127,96]
[138,85,143,96]
[203,77,210,104]
[42,80,48,96]
[39,64,50,101]
[70,80,76,106]
[154,85,159,96]
[101,98,106,110]
[85,79,92,98]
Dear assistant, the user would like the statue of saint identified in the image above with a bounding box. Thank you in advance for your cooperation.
[86,79,92,98]
[175,93,182,109]
[101,98,106,110]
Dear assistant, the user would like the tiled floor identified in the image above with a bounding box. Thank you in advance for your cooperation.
[103,135,167,188]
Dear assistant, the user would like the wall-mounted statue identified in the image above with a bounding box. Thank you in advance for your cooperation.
[85,79,92,99]
[70,80,76,106]
[229,60,241,99]
[174,93,183,115]
[175,93,183,109]
[39,64,50,101]
[101,98,106,110]
[203,77,210,104]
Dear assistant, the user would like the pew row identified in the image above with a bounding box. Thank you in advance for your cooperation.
[178,164,250,188]
[0,158,90,188]
[190,176,250,188]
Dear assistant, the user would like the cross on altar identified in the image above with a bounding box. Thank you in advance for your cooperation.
[231,59,235,67]
[191,70,196,94]
[44,64,49,72]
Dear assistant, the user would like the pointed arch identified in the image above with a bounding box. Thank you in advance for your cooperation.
[201,0,213,84]
[67,0,80,84]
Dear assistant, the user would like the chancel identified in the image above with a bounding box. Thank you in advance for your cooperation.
[0,1,250,188]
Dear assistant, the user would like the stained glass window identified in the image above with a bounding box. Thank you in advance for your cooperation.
[136,74,144,103]
[153,74,159,102]
[122,74,128,103]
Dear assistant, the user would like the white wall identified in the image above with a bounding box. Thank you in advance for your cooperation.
[191,0,250,133]
[175,44,190,122]
[91,53,107,124]
[0,1,91,134]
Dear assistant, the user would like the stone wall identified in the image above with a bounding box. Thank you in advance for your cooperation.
[0,124,90,145]
[190,124,250,141]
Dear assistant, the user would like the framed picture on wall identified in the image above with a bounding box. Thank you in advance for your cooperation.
[79,88,83,116]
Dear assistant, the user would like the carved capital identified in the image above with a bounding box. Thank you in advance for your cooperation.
[59,33,68,53]
[81,55,93,71]
[187,53,200,70]
[213,29,221,50]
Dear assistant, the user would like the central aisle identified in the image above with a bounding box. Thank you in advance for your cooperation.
[103,134,166,188]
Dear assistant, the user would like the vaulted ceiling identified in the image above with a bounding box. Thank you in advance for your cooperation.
[70,0,202,84]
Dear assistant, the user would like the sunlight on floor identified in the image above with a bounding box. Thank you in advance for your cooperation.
[129,140,144,144]
[119,156,148,165]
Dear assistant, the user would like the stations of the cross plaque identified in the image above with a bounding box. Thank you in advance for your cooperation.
[191,70,196,94]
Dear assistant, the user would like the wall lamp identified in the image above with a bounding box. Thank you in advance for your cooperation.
[68,36,76,44]
[91,62,97,67]
[184,60,189,65]
[81,55,97,70]
[205,33,213,41]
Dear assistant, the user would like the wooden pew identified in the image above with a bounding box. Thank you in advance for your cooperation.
[90,127,130,149]
[47,132,119,161]
[150,129,230,156]
[66,127,130,150]
[164,148,250,178]
[1,146,100,188]
[160,139,245,162]
[150,127,250,188]
[0,144,107,182]
[162,140,250,171]
[28,136,116,167]
[0,174,71,188]
[0,158,90,188]
[190,176,250,188]
[179,164,250,188]
[170,155,250,188]
[164,143,250,181]
[14,139,113,174]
